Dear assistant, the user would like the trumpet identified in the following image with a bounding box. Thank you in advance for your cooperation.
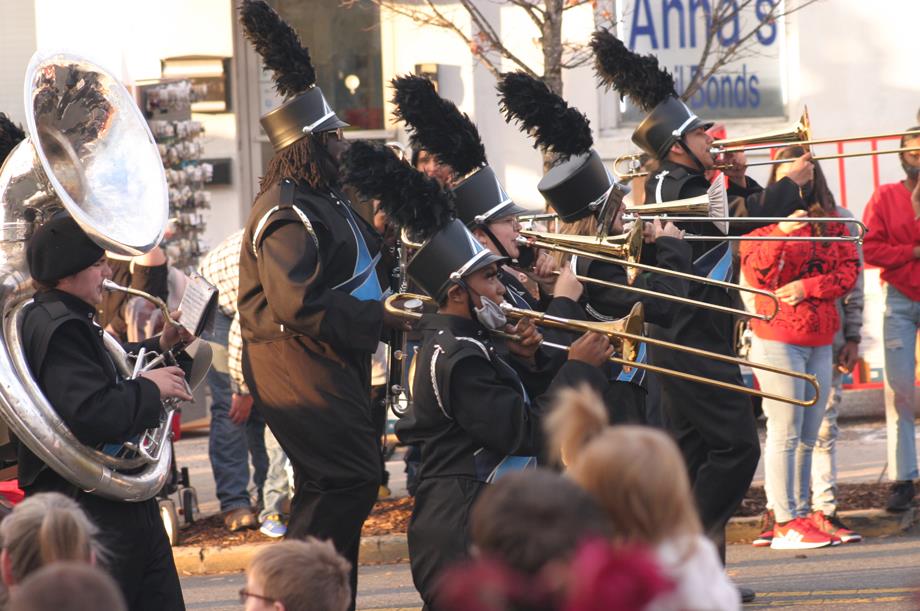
[383,293,818,407]
[517,223,782,316]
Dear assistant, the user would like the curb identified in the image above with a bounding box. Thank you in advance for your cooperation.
[175,509,918,575]
[174,533,409,575]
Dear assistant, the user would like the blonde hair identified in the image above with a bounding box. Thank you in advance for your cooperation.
[549,216,599,268]
[249,538,351,611]
[0,493,102,585]
[545,385,702,545]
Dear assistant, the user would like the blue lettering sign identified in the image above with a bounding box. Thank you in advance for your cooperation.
[629,0,659,49]
[663,0,686,48]
[688,0,712,47]
[755,0,778,45]
[717,0,740,46]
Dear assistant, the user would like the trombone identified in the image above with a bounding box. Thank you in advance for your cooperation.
[517,222,783,315]
[614,108,920,179]
[623,179,867,243]
[383,293,818,407]
[520,179,867,243]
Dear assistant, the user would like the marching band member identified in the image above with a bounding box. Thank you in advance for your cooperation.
[497,71,693,424]
[590,29,814,592]
[342,141,612,610]
[236,4,401,608]
[20,215,190,610]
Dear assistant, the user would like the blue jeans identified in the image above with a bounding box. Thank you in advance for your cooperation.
[811,339,844,515]
[883,286,920,481]
[753,338,832,523]
[204,311,268,512]
[259,425,293,522]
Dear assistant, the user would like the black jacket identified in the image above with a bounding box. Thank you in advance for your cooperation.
[238,179,385,356]
[18,290,163,491]
[395,313,607,482]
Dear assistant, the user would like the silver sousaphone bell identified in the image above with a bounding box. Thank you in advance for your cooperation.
[0,51,181,501]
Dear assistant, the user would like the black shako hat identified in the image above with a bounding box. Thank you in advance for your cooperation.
[632,96,712,160]
[407,218,505,299]
[27,215,104,284]
[240,0,348,152]
[452,165,527,227]
[591,30,712,161]
[497,71,620,223]
[342,141,505,300]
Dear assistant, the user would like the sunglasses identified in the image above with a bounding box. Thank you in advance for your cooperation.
[239,588,277,605]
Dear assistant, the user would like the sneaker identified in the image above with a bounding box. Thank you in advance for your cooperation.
[377,483,392,500]
[770,517,836,550]
[886,481,915,512]
[223,507,257,532]
[259,513,287,538]
[810,510,862,543]
[752,510,774,547]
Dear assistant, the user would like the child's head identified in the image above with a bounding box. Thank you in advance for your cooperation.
[546,385,701,544]
[470,468,614,575]
[0,492,102,587]
[10,562,126,611]
[244,538,351,611]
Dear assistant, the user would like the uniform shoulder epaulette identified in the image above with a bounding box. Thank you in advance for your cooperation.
[433,330,491,361]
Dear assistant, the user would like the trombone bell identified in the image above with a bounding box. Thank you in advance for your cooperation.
[518,222,644,283]
[711,107,812,154]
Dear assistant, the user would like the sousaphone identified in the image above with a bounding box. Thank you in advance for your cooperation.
[0,51,174,501]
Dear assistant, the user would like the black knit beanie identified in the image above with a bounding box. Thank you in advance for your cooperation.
[27,216,104,283]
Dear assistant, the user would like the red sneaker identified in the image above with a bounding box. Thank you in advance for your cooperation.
[810,510,862,544]
[770,517,836,550]
[752,510,774,547]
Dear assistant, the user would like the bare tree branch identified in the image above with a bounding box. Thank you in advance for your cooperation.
[683,0,824,100]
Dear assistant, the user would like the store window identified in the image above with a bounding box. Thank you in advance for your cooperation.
[268,0,384,131]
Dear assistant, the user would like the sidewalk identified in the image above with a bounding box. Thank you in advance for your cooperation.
[171,420,920,575]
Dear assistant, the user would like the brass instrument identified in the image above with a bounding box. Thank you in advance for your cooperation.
[0,52,177,501]
[384,293,818,407]
[614,108,920,179]
[624,178,867,243]
[517,224,782,315]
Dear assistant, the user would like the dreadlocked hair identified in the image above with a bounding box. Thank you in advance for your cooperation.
[258,133,339,196]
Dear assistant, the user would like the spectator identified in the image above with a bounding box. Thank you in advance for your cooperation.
[862,128,920,512]
[0,493,103,591]
[242,538,351,611]
[740,146,859,549]
[469,469,614,576]
[546,385,739,611]
[10,563,126,611]
[198,229,269,532]
[809,202,865,543]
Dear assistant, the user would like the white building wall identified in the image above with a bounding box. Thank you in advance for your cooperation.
[9,0,242,249]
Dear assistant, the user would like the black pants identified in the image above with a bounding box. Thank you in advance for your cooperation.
[604,381,647,425]
[654,352,760,560]
[408,477,484,610]
[79,494,185,611]
[247,340,381,611]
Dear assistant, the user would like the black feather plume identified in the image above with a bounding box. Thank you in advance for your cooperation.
[590,29,675,111]
[391,75,486,177]
[239,0,316,98]
[0,113,25,167]
[497,71,593,160]
[342,141,454,241]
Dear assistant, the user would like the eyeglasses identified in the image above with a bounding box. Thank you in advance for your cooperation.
[239,588,277,605]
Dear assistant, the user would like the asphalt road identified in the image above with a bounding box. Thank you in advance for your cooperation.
[181,535,920,610]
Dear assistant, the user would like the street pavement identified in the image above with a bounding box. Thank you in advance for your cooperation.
[181,535,920,610]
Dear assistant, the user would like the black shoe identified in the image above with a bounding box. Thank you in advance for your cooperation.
[738,586,756,603]
[886,481,915,512]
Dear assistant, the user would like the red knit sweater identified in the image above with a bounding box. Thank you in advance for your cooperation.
[862,182,920,301]
[740,214,860,346]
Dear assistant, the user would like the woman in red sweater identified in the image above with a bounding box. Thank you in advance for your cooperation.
[861,131,920,512]
[740,146,860,550]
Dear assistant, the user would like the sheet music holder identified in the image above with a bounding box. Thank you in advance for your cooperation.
[178,274,219,337]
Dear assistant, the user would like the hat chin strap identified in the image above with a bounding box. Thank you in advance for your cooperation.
[677,138,707,174]
[476,223,513,262]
